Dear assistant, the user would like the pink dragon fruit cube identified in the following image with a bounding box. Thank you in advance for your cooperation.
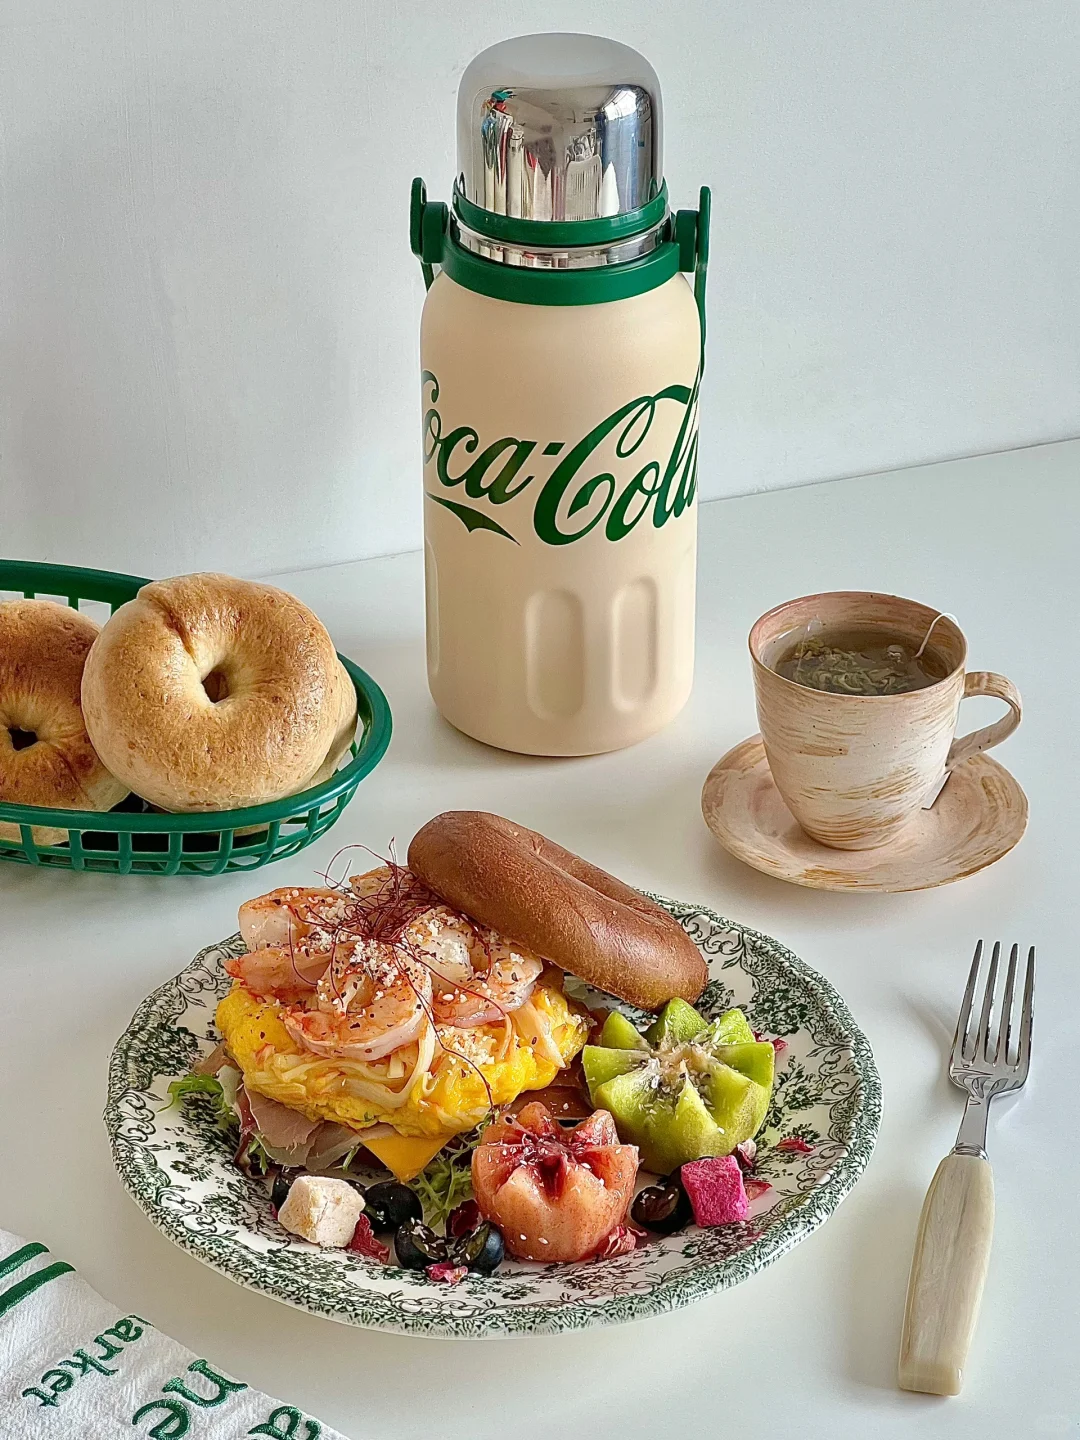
[681,1156,750,1226]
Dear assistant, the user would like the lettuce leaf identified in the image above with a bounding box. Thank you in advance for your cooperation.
[409,1126,486,1226]
[167,1073,236,1131]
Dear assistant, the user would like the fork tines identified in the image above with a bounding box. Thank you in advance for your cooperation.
[951,940,1035,1077]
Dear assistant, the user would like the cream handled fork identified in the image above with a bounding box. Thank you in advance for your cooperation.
[898,941,1035,1396]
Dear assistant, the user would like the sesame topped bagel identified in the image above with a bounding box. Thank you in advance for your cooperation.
[0,598,128,843]
[80,573,356,812]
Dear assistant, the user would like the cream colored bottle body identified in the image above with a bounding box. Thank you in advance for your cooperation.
[420,271,701,756]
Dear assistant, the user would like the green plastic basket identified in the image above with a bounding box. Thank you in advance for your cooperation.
[0,560,392,876]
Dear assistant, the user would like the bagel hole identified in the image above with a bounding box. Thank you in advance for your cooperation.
[202,670,229,703]
[8,727,37,751]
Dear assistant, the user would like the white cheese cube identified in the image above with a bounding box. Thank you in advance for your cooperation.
[277,1175,364,1248]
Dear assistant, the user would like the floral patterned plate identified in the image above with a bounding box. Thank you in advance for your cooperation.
[105,899,880,1337]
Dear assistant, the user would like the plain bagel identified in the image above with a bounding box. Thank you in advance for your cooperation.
[0,599,128,844]
[81,573,357,812]
[408,811,708,1010]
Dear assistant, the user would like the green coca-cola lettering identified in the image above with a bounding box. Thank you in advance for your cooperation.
[461,438,536,502]
[427,493,518,542]
[423,373,536,504]
[434,425,479,486]
[421,369,698,545]
[651,369,699,528]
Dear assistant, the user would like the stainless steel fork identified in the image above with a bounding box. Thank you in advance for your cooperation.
[898,940,1035,1396]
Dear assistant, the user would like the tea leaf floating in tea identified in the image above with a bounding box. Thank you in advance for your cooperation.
[774,624,949,696]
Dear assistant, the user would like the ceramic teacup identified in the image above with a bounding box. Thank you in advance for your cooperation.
[749,592,1022,851]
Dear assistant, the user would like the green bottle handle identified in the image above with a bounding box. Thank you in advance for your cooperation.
[674,186,711,357]
[410,177,444,291]
[695,185,712,353]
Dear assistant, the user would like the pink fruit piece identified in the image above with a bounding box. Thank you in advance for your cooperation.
[744,1177,772,1202]
[775,1136,813,1155]
[347,1214,390,1262]
[426,1262,469,1285]
[680,1156,749,1227]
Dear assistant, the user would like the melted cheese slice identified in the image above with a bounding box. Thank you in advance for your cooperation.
[361,1130,452,1181]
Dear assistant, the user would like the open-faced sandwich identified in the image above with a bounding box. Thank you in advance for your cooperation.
[171,811,783,1281]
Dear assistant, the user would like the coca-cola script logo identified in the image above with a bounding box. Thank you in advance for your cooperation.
[421,369,699,545]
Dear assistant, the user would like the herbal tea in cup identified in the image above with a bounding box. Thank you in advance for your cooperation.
[771,626,950,696]
[749,592,1022,850]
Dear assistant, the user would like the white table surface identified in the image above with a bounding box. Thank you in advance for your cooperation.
[2,439,1077,1438]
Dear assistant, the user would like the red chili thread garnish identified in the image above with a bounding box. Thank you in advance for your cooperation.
[276,848,510,1118]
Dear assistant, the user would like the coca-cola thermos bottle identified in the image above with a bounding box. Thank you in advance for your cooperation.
[411,33,709,755]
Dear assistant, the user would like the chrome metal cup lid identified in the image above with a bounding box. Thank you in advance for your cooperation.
[457,33,662,224]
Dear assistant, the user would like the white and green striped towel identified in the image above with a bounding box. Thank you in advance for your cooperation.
[0,1230,349,1438]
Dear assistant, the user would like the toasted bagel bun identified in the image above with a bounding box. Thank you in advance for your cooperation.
[0,599,128,844]
[81,573,356,812]
[408,811,707,1010]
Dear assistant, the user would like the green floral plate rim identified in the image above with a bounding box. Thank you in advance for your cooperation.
[104,898,881,1336]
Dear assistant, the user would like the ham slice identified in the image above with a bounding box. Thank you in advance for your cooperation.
[244,1087,321,1154]
[305,1122,393,1172]
[193,1041,231,1076]
[240,1083,394,1170]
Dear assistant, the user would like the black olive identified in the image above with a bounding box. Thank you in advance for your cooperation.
[394,1219,447,1271]
[631,1181,693,1235]
[452,1222,504,1276]
[270,1169,295,1212]
[363,1181,423,1233]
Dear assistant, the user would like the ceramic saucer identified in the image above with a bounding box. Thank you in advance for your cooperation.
[701,735,1028,893]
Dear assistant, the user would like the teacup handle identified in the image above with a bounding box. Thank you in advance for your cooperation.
[945,672,1022,772]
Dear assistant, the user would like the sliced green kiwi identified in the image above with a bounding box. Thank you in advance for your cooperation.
[711,1040,775,1092]
[699,1007,756,1048]
[644,997,708,1049]
[581,1044,644,1095]
[599,1011,650,1051]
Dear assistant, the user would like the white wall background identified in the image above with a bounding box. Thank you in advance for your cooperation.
[2,1,1078,579]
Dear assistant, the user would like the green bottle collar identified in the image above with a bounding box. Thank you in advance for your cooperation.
[411,177,711,315]
[452,182,669,249]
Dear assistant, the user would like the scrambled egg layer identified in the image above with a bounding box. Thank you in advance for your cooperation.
[216,973,590,1143]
